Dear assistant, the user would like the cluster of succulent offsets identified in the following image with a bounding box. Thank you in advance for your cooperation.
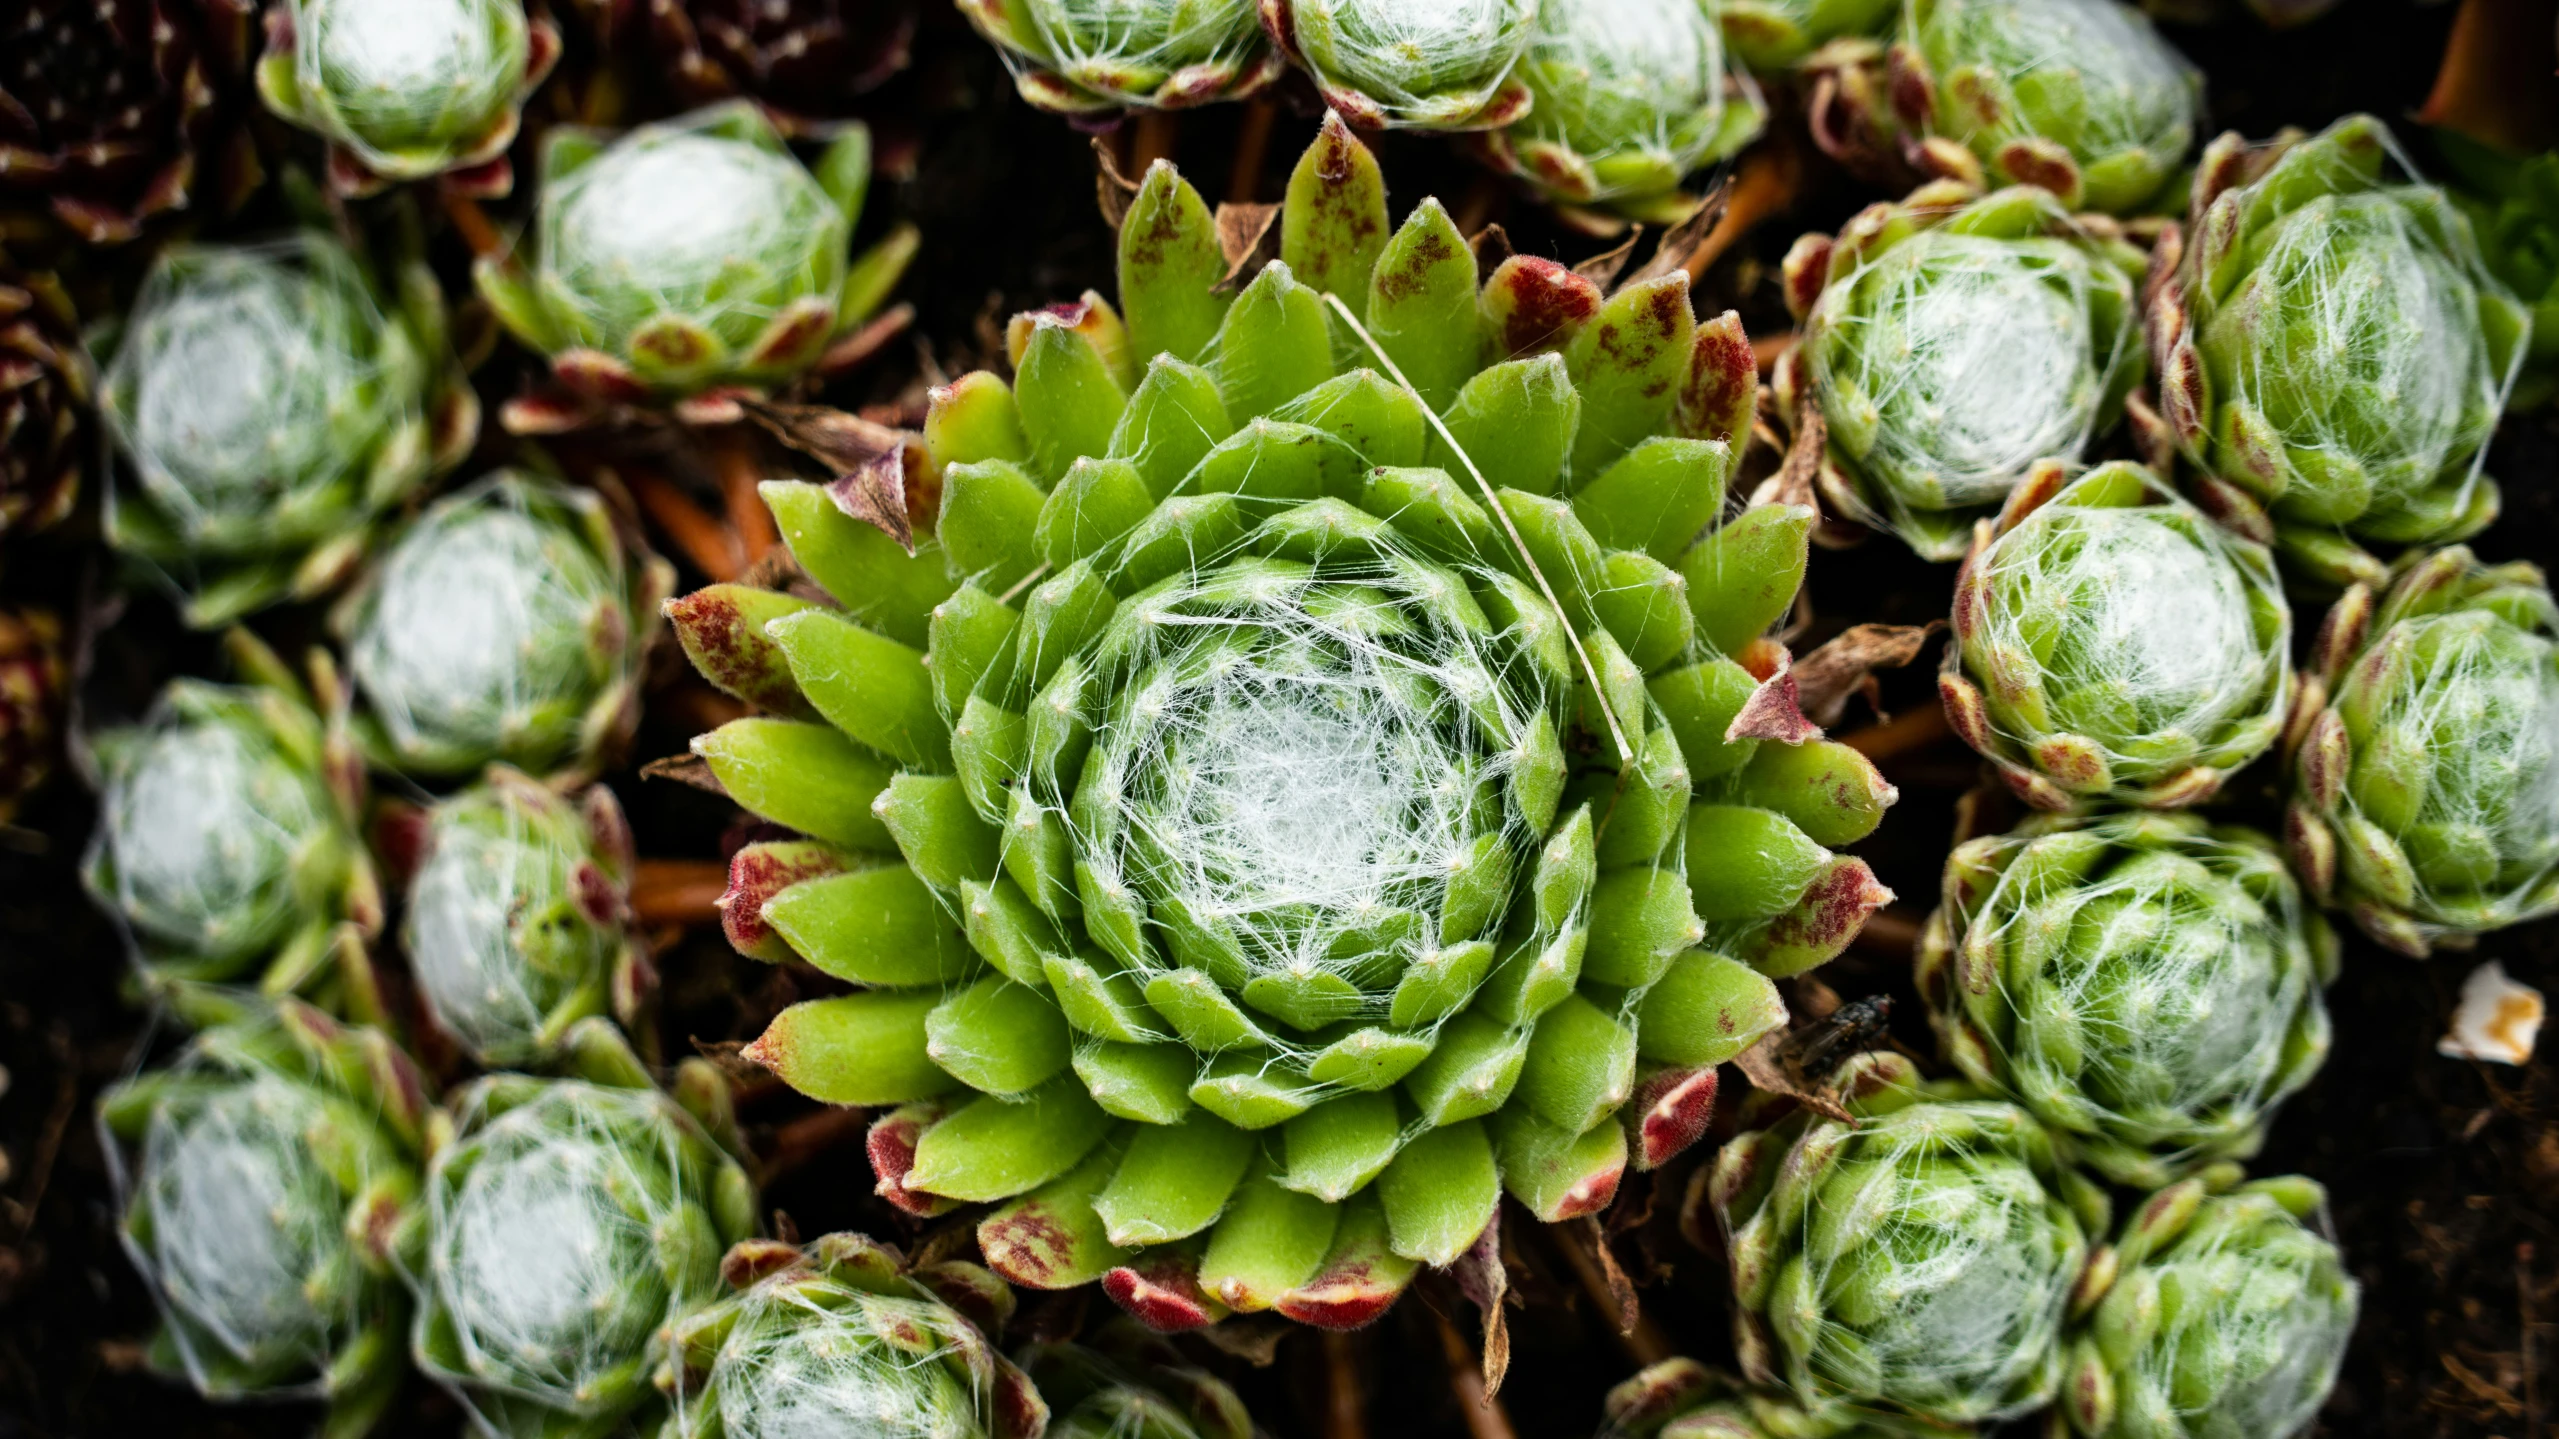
[962,0,1765,227]
[18,0,2557,1434]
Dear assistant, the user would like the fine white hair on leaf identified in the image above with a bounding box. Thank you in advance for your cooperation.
[1785,1103,2080,1421]
[1515,0,1733,170]
[425,1083,719,1415]
[1970,496,2283,782]
[348,478,616,774]
[143,1077,343,1372]
[1910,0,2196,163]
[2210,190,2504,519]
[2333,608,2559,926]
[1953,818,2327,1169]
[2104,1194,2358,1438]
[542,120,842,351]
[93,698,324,962]
[1057,544,1547,1017]
[1287,0,1538,119]
[1021,0,1265,88]
[691,1286,985,1439]
[404,784,611,1065]
[103,241,409,553]
[1812,233,2118,513]
[294,0,528,165]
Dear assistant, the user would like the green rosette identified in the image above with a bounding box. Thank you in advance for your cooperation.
[2288,545,2559,956]
[256,0,561,195]
[98,233,476,627]
[407,1023,759,1439]
[2149,114,2533,591]
[1917,812,2336,1188]
[475,101,918,402]
[2058,1176,2358,1439]
[1705,1053,2108,1430]
[101,993,432,1438]
[661,117,1898,1332]
[1938,462,2292,810]
[955,0,1284,114]
[1774,183,2147,560]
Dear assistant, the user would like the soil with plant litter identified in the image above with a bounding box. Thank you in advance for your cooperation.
[0,2,2551,1434]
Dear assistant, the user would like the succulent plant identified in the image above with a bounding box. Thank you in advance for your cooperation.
[0,261,91,538]
[1717,0,1898,75]
[399,769,646,1070]
[1916,812,2335,1189]
[98,233,477,628]
[84,657,381,995]
[2288,545,2559,957]
[0,0,264,246]
[957,0,1284,115]
[1706,1053,2107,1429]
[2059,1176,2358,1439]
[341,472,672,781]
[2438,136,2559,410]
[649,0,920,131]
[475,101,919,404]
[0,606,67,825]
[1938,462,2293,811]
[658,1231,1049,1439]
[409,1021,759,1439]
[256,0,563,197]
[2147,115,2532,592]
[666,117,1894,1331]
[1600,1356,1909,1437]
[1466,0,1768,228]
[1774,183,2147,560]
[99,993,432,1437]
[1888,0,2201,216]
[1262,0,1538,131]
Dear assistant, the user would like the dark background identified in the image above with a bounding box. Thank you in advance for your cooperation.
[2,0,2554,1433]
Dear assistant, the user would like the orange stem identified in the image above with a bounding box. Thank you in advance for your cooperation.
[628,468,743,582]
[1840,703,1953,763]
[631,859,727,926]
[439,187,504,260]
[1684,139,1804,284]
[714,432,781,571]
[1433,1309,1518,1439]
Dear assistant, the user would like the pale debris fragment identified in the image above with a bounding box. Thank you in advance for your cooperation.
[2437,961,2544,1066]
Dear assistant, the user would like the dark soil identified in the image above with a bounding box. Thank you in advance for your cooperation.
[2,1,2554,1435]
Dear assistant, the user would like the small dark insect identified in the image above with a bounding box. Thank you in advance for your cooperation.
[1779,994,1894,1090]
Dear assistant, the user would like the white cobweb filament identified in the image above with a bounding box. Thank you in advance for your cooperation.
[1814,232,2116,511]
[428,1086,713,1413]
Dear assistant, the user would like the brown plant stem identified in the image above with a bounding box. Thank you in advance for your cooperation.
[627,467,743,581]
[758,1104,872,1185]
[438,186,505,260]
[1683,138,1804,284]
[1432,1307,1519,1439]
[1551,1219,1674,1367]
[1230,95,1279,203]
[1850,906,1924,959]
[1131,110,1183,174]
[1841,702,1954,762]
[712,430,781,571]
[1322,1329,1369,1439]
[631,859,726,926]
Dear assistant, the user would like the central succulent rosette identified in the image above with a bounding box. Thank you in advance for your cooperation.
[669,119,1894,1332]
